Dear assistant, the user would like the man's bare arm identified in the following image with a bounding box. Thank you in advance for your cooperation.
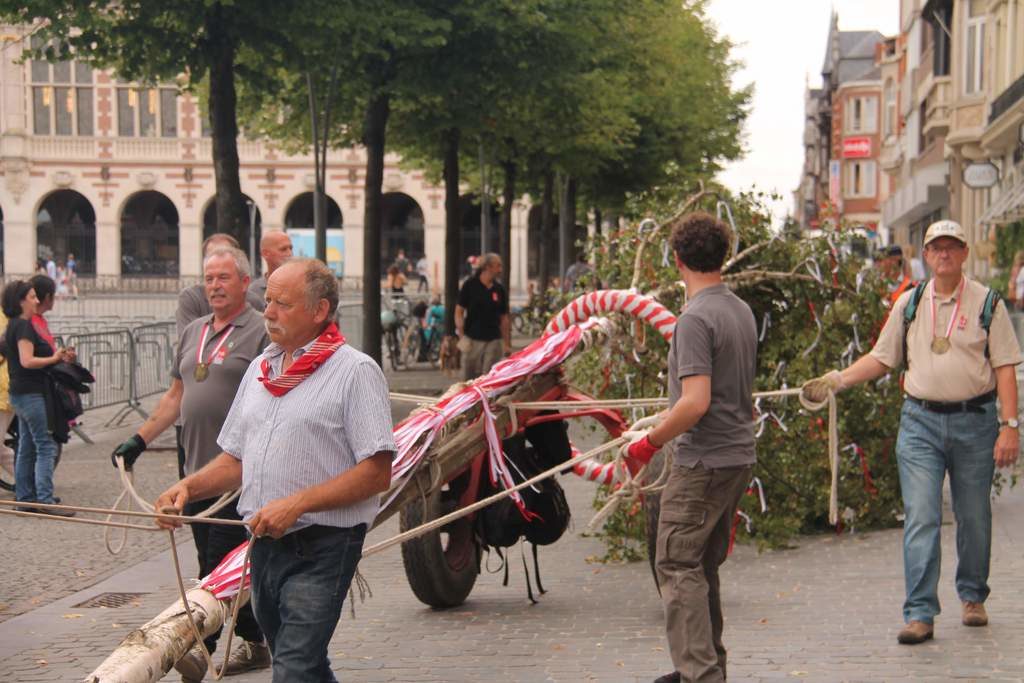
[648,375,711,447]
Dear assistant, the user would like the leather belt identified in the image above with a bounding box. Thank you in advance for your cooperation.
[905,390,996,414]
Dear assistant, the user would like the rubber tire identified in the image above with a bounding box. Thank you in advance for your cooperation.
[386,328,405,372]
[641,450,666,595]
[400,484,479,608]
[402,327,422,367]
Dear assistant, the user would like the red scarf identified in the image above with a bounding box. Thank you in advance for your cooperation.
[258,322,346,397]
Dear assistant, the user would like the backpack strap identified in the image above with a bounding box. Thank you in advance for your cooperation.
[902,280,928,369]
[980,288,1002,359]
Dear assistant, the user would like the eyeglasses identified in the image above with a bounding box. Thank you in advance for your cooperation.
[926,243,965,254]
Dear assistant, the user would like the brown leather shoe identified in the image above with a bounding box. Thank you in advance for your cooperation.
[222,640,270,676]
[897,620,934,644]
[962,601,988,627]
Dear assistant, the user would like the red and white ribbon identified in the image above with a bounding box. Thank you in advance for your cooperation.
[544,290,676,341]
[200,540,250,600]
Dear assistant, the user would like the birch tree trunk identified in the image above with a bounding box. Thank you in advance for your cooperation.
[85,587,230,683]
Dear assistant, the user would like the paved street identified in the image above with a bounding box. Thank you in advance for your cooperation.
[3,363,1024,681]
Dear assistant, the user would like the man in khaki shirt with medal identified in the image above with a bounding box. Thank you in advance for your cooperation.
[803,220,1021,646]
[111,246,272,680]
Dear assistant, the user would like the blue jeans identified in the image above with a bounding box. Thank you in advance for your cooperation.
[896,398,998,624]
[10,392,59,504]
[250,524,366,682]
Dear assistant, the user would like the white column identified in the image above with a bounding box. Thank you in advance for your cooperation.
[179,221,201,277]
[344,223,364,286]
[94,203,119,277]
[4,213,32,275]
[510,201,530,295]
[424,222,445,294]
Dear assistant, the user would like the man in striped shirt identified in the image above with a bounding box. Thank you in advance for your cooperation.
[156,258,395,682]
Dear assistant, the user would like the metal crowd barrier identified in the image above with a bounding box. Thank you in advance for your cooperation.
[63,328,144,430]
[132,322,176,401]
[336,303,364,352]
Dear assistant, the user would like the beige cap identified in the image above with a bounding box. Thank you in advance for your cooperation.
[923,219,967,246]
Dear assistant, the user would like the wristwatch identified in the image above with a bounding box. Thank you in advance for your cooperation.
[998,417,1019,429]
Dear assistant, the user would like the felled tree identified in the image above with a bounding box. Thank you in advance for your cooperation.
[551,190,905,554]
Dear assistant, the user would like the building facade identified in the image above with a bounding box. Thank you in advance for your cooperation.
[796,14,886,238]
[880,1,951,263]
[0,26,533,292]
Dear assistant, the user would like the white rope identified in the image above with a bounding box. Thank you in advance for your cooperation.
[105,457,240,555]
[361,433,630,558]
[556,387,842,530]
[388,392,437,405]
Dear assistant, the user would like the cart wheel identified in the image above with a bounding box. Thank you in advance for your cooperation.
[400,479,478,608]
[641,450,665,595]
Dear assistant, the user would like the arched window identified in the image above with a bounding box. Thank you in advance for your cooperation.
[380,193,425,273]
[202,196,261,269]
[37,190,96,275]
[121,191,179,276]
[283,192,343,229]
[284,192,344,275]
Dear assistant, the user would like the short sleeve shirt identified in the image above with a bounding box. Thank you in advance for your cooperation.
[218,343,397,532]
[668,284,758,468]
[457,276,508,341]
[5,317,50,395]
[172,306,269,474]
[870,277,1022,401]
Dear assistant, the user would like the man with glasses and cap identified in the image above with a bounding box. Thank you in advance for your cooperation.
[802,219,1021,645]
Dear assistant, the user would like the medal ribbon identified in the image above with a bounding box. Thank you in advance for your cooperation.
[196,321,235,368]
[929,277,964,343]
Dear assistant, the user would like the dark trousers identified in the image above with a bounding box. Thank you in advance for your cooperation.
[175,425,186,481]
[655,463,752,683]
[183,498,263,652]
[250,524,366,683]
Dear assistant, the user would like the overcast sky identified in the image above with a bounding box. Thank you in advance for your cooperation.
[705,0,900,222]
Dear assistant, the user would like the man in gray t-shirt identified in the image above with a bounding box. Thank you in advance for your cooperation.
[667,284,756,469]
[625,212,756,683]
[111,247,271,677]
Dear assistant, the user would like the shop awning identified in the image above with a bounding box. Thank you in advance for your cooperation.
[979,177,1024,225]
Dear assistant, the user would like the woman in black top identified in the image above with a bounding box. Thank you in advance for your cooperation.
[2,280,72,516]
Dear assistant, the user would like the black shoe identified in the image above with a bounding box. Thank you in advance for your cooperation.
[653,673,680,683]
[38,505,75,518]
[14,506,39,513]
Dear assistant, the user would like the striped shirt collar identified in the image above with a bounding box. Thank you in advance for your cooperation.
[262,334,322,378]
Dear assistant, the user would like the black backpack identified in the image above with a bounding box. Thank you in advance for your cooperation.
[901,280,1002,368]
[476,419,573,602]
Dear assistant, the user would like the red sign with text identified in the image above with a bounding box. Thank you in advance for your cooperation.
[842,136,872,158]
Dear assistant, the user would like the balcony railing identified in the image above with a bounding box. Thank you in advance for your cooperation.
[21,135,366,165]
[990,72,1024,124]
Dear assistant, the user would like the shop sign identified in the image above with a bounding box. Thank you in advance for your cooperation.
[962,161,999,189]
[842,136,872,158]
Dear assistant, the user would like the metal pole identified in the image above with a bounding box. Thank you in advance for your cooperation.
[247,200,257,275]
[479,140,489,254]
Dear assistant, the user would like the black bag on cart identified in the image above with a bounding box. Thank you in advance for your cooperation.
[476,418,573,601]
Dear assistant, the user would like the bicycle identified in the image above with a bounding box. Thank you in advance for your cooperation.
[402,305,445,368]
[382,295,414,372]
